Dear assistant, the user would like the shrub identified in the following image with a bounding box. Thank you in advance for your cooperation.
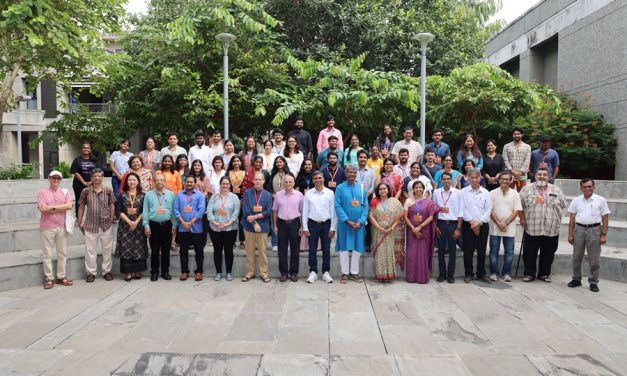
[0,163,37,180]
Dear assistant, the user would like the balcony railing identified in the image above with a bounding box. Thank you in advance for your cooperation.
[71,103,115,114]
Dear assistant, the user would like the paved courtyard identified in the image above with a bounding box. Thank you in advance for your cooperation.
[0,275,626,375]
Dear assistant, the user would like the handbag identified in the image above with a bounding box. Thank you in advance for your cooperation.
[62,189,75,234]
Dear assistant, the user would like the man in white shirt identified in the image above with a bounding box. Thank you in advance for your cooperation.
[391,126,423,165]
[272,128,286,156]
[432,171,463,283]
[488,171,522,282]
[461,168,493,283]
[302,171,337,283]
[159,132,187,162]
[209,129,224,155]
[392,148,411,179]
[567,178,610,292]
[188,130,214,172]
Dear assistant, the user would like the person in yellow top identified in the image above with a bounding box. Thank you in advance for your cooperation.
[155,154,182,195]
[367,146,384,176]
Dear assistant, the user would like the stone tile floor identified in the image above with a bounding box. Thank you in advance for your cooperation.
[0,274,626,375]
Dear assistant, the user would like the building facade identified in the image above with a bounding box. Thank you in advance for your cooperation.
[484,0,626,179]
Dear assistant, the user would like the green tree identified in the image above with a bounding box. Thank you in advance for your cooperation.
[0,0,125,133]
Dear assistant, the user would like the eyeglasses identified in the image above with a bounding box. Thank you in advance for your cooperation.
[49,176,62,180]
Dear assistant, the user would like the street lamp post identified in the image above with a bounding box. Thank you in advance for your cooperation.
[16,95,32,164]
[215,33,236,141]
[416,32,434,148]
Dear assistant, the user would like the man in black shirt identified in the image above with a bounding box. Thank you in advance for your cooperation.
[287,116,314,159]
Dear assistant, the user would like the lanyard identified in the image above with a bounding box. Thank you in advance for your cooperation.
[219,193,228,209]
[414,199,423,215]
[536,186,548,198]
[253,189,263,206]
[381,199,389,214]
[184,191,193,206]
[129,193,136,207]
[327,167,338,182]
[156,191,165,207]
[441,190,452,206]
[358,169,366,182]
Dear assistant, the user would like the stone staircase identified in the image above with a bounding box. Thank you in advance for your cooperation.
[0,178,625,291]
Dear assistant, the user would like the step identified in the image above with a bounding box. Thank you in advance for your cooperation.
[0,222,85,253]
[1,240,625,292]
[0,178,111,199]
[558,218,627,248]
[0,197,43,224]
[564,196,627,222]
[555,179,627,198]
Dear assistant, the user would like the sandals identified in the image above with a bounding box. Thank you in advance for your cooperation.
[124,274,132,282]
[539,276,552,283]
[522,275,534,282]
[55,278,73,286]
[340,274,349,284]
[239,242,245,249]
[241,275,255,282]
[103,272,113,281]
[86,274,95,283]
[261,276,271,283]
[134,272,142,280]
[43,280,54,289]
[349,274,363,283]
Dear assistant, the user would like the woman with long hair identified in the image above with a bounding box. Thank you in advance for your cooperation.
[221,139,236,167]
[227,155,246,249]
[403,161,433,202]
[377,158,403,200]
[343,133,364,167]
[175,154,189,178]
[376,124,394,158]
[369,182,405,282]
[238,136,258,171]
[155,154,182,195]
[114,172,148,281]
[459,159,486,188]
[208,155,226,195]
[189,159,211,198]
[295,158,315,193]
[367,145,384,175]
[456,134,483,172]
[269,156,291,252]
[283,136,304,177]
[119,155,153,194]
[482,139,506,191]
[404,180,440,284]
[70,142,99,218]
[242,155,271,196]
[206,176,240,281]
[433,154,462,189]
[139,136,160,172]
[260,139,277,173]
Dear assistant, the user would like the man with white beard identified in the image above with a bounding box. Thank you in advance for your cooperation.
[519,167,566,283]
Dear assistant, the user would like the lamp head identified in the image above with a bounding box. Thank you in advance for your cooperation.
[415,32,434,46]
[215,33,236,46]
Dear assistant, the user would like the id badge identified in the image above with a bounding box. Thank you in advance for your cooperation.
[351,200,360,207]
[183,205,193,213]
[253,205,263,212]
[156,207,167,215]
[328,181,336,188]
[440,207,449,214]
[535,196,544,205]
[217,208,227,217]
[127,207,137,215]
[413,214,422,223]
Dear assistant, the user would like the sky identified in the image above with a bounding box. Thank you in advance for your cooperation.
[124,0,543,25]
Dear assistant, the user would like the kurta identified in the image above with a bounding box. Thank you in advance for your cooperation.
[114,192,148,273]
[334,181,369,253]
[405,198,440,283]
[370,197,405,280]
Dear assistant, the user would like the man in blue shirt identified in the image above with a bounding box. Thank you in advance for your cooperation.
[322,152,346,192]
[143,173,177,281]
[241,172,273,283]
[530,135,560,183]
[175,175,206,281]
[317,135,345,170]
[423,129,451,166]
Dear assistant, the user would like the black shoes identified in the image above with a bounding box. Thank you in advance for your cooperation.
[478,276,492,284]
[150,273,158,281]
[447,277,455,284]
[463,275,471,283]
[590,284,600,292]
[437,275,446,282]
[161,273,172,280]
[567,280,582,288]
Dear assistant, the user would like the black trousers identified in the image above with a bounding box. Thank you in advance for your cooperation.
[278,218,301,276]
[149,220,173,274]
[238,210,245,242]
[523,233,559,278]
[178,231,204,273]
[72,183,85,218]
[209,229,237,273]
[462,221,489,278]
[201,214,209,249]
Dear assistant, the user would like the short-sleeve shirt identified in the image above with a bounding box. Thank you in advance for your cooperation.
[391,140,423,164]
[70,156,99,186]
[78,186,115,233]
[530,148,560,181]
[38,188,72,230]
[567,193,610,225]
[489,188,522,237]
[110,151,133,176]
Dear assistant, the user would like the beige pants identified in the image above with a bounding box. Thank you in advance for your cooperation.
[40,227,67,280]
[244,230,268,278]
[84,227,114,275]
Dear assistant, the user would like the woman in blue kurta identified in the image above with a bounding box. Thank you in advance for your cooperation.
[334,165,369,283]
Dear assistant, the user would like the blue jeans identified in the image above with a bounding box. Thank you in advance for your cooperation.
[437,220,457,277]
[307,220,331,273]
[111,175,121,218]
[489,235,515,276]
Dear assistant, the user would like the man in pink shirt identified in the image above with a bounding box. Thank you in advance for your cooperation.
[317,114,343,153]
[272,173,304,282]
[38,170,74,289]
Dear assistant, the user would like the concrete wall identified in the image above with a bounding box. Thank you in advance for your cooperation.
[485,0,627,179]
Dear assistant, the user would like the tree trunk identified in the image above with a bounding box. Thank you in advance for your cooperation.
[0,59,24,134]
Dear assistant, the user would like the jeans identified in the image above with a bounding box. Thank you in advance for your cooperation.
[111,175,121,218]
[308,220,331,273]
[489,235,515,276]
[436,220,457,278]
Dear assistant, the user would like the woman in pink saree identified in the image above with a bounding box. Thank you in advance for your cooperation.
[369,182,405,282]
[404,180,440,283]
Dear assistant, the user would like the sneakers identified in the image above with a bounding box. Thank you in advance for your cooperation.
[322,272,333,283]
[567,279,582,288]
[307,271,319,283]
[214,273,222,281]
[226,273,233,281]
[590,284,600,292]
[503,275,512,282]
[437,275,446,282]
[272,246,278,252]
[489,274,498,281]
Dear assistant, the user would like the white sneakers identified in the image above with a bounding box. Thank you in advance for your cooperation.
[307,271,334,283]
[272,246,278,252]
[503,275,512,282]
[489,274,498,281]
[322,272,333,283]
[307,271,318,283]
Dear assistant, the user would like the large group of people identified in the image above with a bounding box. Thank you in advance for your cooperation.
[38,119,610,293]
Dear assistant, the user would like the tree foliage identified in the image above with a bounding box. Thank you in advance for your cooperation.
[0,0,125,132]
